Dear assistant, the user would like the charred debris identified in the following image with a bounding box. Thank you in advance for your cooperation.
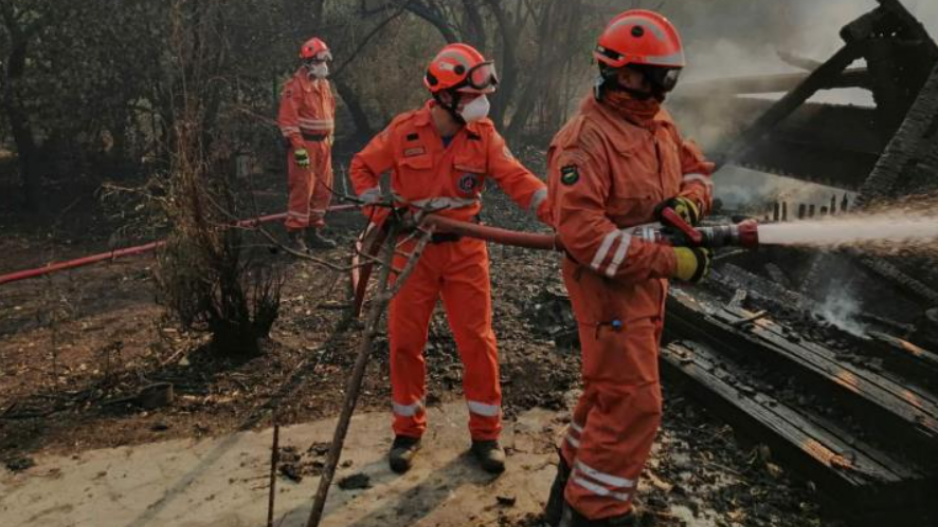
[542,1,938,525]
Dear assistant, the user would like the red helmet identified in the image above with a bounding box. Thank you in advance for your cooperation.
[424,43,498,94]
[594,10,685,70]
[299,37,332,61]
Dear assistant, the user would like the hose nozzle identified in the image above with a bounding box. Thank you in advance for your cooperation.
[696,220,760,249]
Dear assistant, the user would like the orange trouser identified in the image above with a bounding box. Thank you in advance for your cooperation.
[559,264,665,520]
[388,236,501,441]
[286,141,333,231]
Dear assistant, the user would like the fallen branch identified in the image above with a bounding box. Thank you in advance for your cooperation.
[304,217,433,527]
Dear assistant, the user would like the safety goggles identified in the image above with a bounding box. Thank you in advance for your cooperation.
[457,61,499,93]
[306,51,333,64]
[636,64,682,93]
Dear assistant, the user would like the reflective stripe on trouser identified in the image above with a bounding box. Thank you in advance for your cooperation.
[389,237,502,441]
[559,274,665,519]
[286,141,333,230]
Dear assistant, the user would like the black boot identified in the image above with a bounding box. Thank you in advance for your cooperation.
[558,501,636,527]
[388,435,421,474]
[287,230,308,253]
[544,453,571,526]
[308,229,337,249]
[470,439,506,474]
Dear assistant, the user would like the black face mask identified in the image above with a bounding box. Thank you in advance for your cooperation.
[595,64,679,102]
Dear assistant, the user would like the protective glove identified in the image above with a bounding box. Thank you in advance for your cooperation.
[671,247,712,284]
[294,148,310,167]
[655,197,701,226]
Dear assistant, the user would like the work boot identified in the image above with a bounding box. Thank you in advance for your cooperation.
[544,452,572,526]
[307,229,337,249]
[470,439,506,474]
[559,502,636,527]
[287,230,308,253]
[389,435,421,474]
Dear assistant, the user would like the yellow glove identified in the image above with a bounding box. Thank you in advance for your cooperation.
[672,247,712,283]
[656,197,701,226]
[294,148,310,167]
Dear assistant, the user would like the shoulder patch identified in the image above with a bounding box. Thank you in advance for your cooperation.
[560,165,580,186]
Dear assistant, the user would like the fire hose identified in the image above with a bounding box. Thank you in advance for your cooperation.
[352,208,760,316]
[421,208,761,251]
[0,204,359,287]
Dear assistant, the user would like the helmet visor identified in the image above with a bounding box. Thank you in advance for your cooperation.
[460,61,499,93]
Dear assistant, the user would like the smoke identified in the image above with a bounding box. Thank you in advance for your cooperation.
[815,287,868,338]
[712,166,854,212]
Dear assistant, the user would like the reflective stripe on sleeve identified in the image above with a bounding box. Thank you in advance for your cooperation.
[682,173,713,188]
[529,188,548,213]
[590,230,620,272]
[604,232,632,277]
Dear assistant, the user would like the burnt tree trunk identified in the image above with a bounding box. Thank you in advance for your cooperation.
[0,11,40,209]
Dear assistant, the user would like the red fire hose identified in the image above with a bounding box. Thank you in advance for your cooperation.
[0,205,358,287]
[421,215,561,251]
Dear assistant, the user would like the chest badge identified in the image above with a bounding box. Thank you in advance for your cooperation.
[457,173,480,195]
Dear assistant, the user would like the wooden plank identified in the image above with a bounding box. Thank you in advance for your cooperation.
[661,341,931,525]
[865,332,938,391]
[665,288,938,468]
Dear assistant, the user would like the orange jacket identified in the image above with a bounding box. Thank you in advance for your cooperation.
[350,101,551,225]
[278,70,336,150]
[548,94,714,285]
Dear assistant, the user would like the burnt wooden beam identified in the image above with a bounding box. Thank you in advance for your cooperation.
[665,288,938,470]
[662,340,931,526]
[718,44,864,167]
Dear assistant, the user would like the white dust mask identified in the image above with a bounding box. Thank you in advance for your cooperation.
[459,95,490,123]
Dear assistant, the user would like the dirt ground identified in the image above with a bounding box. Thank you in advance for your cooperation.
[0,158,839,526]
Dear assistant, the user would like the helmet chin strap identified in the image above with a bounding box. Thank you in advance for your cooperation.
[433,90,467,125]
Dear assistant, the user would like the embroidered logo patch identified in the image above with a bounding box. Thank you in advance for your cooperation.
[560,165,580,186]
[457,173,480,195]
[403,146,426,157]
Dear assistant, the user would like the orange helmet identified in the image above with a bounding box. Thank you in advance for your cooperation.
[299,37,332,61]
[594,10,685,69]
[424,43,498,94]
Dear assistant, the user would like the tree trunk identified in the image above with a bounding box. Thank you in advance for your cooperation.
[1,34,40,209]
[333,77,374,141]
[483,0,519,129]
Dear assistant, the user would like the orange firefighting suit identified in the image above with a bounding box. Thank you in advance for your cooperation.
[278,70,336,231]
[350,101,551,441]
[547,95,713,519]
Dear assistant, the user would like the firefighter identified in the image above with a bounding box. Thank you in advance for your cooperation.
[543,10,714,526]
[278,37,337,252]
[349,43,551,475]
